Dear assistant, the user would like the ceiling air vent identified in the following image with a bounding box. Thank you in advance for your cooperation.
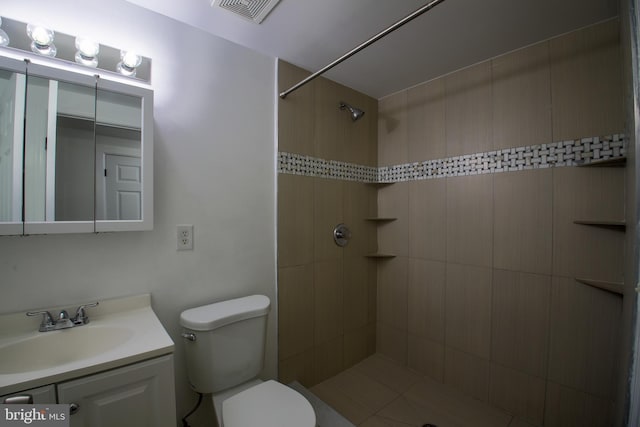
[212,0,281,24]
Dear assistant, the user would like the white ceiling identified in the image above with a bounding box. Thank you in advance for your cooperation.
[124,0,619,99]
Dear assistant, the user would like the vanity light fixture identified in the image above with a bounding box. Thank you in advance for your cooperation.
[26,23,57,57]
[0,18,9,47]
[74,37,100,68]
[117,50,142,77]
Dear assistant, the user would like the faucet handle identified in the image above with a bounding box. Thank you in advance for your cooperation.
[26,310,55,331]
[73,302,99,325]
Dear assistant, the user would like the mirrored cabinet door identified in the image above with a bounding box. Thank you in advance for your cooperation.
[23,64,96,234]
[95,79,152,232]
[0,57,26,235]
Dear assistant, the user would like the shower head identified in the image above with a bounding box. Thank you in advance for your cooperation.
[339,102,365,121]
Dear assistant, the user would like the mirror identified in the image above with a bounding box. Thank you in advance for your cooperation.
[0,58,26,235]
[0,55,153,235]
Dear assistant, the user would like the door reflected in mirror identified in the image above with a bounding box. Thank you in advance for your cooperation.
[95,90,142,221]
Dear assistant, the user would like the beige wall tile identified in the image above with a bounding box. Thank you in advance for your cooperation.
[377,322,407,365]
[408,335,445,383]
[444,347,491,402]
[278,264,315,360]
[492,43,552,150]
[314,259,344,345]
[445,61,493,157]
[548,276,622,399]
[544,381,612,427]
[278,61,315,155]
[377,257,408,331]
[278,349,315,388]
[407,78,446,161]
[491,270,551,377]
[378,182,409,256]
[408,258,445,343]
[343,325,372,369]
[550,19,623,140]
[313,177,344,261]
[552,167,625,282]
[313,336,345,385]
[344,181,377,257]
[446,174,493,267]
[343,256,373,331]
[378,91,408,166]
[278,174,314,267]
[342,90,378,166]
[314,78,345,161]
[493,169,553,275]
[445,263,493,358]
[409,179,446,261]
[489,363,546,425]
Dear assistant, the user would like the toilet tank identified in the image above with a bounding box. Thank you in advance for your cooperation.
[180,295,270,394]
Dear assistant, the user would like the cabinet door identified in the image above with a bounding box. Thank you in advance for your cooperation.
[57,355,175,427]
[0,384,56,404]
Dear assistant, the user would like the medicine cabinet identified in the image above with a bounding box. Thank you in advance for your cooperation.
[0,55,153,235]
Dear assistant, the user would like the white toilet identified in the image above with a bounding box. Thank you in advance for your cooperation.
[180,295,316,427]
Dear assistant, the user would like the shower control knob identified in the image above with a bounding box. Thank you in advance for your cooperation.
[333,224,351,247]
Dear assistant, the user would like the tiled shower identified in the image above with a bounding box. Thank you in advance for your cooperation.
[278,18,626,426]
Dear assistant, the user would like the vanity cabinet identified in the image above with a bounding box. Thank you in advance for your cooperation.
[58,355,175,427]
[0,356,175,427]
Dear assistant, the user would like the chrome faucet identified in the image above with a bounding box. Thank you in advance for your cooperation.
[27,302,99,332]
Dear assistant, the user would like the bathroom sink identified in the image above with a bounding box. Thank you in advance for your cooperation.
[0,325,134,374]
[0,294,175,396]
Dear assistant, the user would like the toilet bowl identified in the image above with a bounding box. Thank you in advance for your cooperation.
[222,380,315,427]
[180,295,316,427]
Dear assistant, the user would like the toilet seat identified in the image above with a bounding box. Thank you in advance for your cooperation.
[222,380,316,427]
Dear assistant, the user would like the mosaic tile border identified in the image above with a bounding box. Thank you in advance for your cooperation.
[278,134,626,183]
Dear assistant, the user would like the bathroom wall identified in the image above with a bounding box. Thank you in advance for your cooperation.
[0,0,277,423]
[376,19,625,426]
[277,61,379,387]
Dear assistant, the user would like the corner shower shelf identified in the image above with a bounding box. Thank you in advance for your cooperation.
[576,156,626,168]
[575,278,624,295]
[573,220,626,230]
[365,253,396,259]
[365,217,397,222]
[366,182,395,187]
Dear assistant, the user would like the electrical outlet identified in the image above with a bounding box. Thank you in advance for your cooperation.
[177,224,194,251]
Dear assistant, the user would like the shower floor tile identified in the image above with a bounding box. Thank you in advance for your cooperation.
[310,354,524,427]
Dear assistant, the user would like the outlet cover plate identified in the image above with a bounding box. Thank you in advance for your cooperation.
[177,224,194,251]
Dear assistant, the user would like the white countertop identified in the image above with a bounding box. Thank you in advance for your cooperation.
[0,294,174,396]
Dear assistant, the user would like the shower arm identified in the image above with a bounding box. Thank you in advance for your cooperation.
[279,0,448,99]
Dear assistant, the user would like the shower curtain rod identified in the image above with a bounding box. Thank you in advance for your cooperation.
[279,0,448,99]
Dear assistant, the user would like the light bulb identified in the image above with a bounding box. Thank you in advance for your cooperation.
[117,50,142,77]
[26,24,56,57]
[75,37,99,67]
[121,51,142,69]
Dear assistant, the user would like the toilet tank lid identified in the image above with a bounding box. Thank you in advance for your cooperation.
[180,295,270,331]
